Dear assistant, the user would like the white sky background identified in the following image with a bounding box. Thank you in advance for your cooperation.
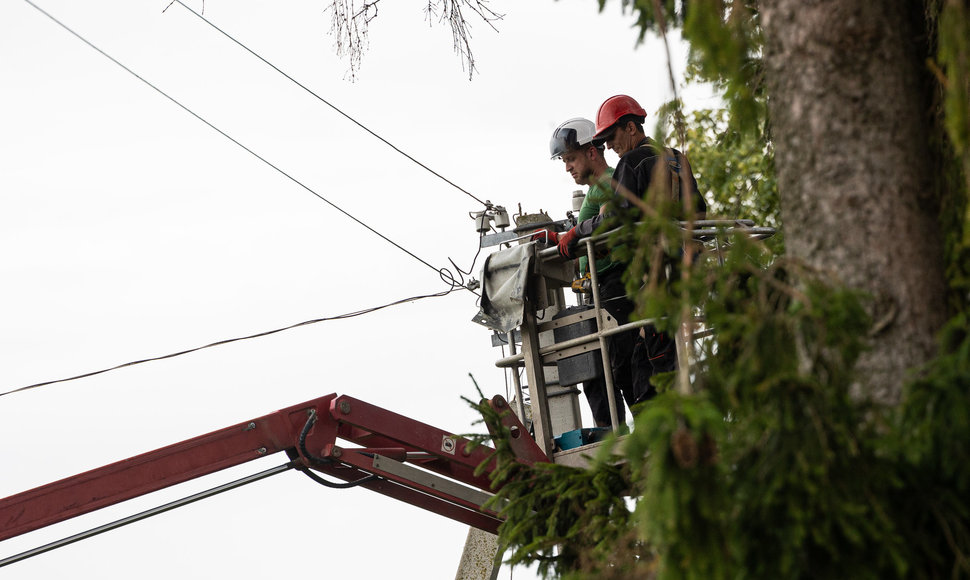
[0,1,716,577]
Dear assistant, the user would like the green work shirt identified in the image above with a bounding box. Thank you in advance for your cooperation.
[577,167,619,275]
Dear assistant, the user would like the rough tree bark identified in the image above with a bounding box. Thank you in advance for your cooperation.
[761,0,948,403]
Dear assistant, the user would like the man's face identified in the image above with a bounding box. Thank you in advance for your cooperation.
[604,122,636,158]
[561,148,594,185]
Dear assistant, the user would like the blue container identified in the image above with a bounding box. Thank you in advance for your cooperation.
[555,427,611,451]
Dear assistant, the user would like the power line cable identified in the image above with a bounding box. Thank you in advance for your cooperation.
[22,0,453,282]
[166,0,487,208]
[0,288,457,398]
[13,2,487,398]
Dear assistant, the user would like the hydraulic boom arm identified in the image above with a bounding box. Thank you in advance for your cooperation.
[0,393,544,545]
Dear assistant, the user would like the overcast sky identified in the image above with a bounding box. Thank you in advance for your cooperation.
[0,1,712,577]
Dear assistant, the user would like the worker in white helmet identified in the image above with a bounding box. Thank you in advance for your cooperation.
[548,117,618,280]
[546,117,621,426]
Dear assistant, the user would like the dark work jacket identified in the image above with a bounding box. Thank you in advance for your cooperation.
[575,138,706,237]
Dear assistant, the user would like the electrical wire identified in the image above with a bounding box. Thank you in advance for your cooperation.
[165,0,487,208]
[11,2,490,398]
[161,0,491,288]
[22,0,460,284]
[0,288,457,398]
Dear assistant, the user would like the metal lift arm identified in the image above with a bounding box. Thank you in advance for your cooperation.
[0,393,544,544]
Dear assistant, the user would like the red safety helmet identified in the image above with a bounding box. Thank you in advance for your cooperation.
[593,95,647,139]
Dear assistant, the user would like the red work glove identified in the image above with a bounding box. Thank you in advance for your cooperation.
[530,229,559,244]
[557,227,579,259]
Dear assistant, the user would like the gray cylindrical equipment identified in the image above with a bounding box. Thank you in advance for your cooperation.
[473,211,489,233]
[493,206,510,229]
[571,190,585,212]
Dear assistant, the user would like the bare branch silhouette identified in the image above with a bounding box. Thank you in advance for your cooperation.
[325,0,503,80]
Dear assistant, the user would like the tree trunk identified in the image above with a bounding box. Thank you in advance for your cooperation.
[761,0,947,403]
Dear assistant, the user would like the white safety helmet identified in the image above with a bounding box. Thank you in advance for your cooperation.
[549,117,598,160]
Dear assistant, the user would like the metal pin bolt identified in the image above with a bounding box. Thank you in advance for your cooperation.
[257,447,267,455]
[339,401,351,415]
[331,447,343,458]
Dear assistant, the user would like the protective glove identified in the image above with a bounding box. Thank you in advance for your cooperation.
[530,229,559,244]
[556,227,579,259]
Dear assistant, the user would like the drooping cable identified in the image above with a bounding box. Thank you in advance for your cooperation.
[0,288,456,398]
[22,0,456,282]
[11,2,488,399]
[439,232,485,290]
[166,0,487,208]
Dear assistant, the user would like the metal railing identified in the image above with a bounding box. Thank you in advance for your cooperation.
[495,220,774,458]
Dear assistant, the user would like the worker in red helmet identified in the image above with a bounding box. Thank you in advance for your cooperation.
[539,96,707,426]
[542,95,706,257]
[590,94,707,227]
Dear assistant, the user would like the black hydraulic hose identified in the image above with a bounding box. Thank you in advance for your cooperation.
[297,467,378,489]
[297,409,380,489]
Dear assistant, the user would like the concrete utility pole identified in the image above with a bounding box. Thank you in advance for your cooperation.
[455,528,501,580]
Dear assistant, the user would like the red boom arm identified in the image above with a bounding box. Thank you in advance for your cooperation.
[0,393,545,543]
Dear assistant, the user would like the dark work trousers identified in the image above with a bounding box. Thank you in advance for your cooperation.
[582,267,677,427]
